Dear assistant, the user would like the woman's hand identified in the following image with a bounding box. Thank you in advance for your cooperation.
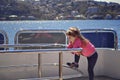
[72,51,82,56]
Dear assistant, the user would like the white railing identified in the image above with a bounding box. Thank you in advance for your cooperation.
[0,44,82,80]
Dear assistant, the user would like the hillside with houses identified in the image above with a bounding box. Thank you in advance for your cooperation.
[0,0,120,20]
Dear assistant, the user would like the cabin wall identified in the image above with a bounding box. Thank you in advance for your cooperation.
[0,49,120,80]
[0,52,83,80]
[101,49,120,79]
[0,53,38,80]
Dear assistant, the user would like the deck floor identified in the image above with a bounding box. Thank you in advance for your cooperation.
[64,76,119,80]
[20,76,119,80]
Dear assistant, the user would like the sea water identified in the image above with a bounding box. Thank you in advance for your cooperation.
[0,20,120,48]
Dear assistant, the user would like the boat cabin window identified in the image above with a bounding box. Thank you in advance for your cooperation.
[0,30,8,50]
[81,29,118,49]
[15,30,66,49]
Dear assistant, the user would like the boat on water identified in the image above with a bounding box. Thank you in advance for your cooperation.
[0,28,120,80]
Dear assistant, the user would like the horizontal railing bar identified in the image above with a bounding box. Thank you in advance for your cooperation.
[0,64,38,68]
[0,63,61,68]
[0,63,84,75]
[0,44,67,48]
[0,48,82,53]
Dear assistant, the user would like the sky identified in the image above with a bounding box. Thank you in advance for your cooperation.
[95,0,120,4]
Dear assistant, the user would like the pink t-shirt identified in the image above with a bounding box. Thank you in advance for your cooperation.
[67,37,96,57]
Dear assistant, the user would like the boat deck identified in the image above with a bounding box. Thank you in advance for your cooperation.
[64,76,118,80]
[20,76,118,80]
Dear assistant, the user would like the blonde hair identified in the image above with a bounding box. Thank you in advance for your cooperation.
[66,27,89,47]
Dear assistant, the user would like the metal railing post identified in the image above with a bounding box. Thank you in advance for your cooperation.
[59,52,63,80]
[38,53,42,78]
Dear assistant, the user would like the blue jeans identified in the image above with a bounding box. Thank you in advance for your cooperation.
[74,52,98,80]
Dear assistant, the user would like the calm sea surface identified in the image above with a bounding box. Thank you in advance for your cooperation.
[0,20,120,48]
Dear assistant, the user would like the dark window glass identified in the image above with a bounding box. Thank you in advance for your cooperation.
[82,32,114,48]
[0,33,4,50]
[17,32,66,49]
